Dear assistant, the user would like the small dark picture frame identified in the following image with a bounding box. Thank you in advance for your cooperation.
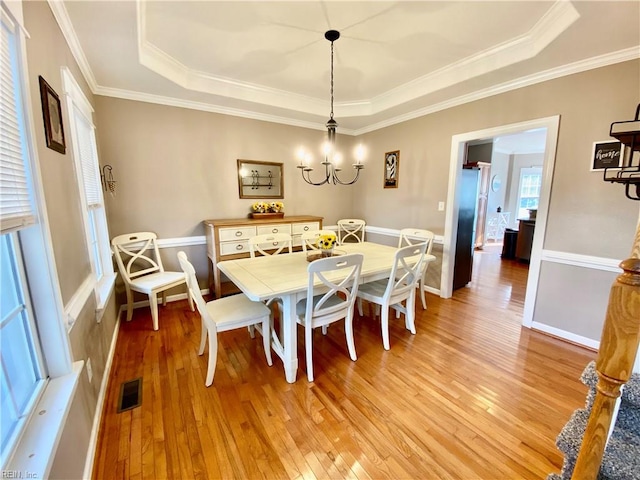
[38,76,66,154]
[384,150,399,188]
[590,140,622,171]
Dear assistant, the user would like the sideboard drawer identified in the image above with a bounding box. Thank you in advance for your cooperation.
[219,226,256,242]
[204,215,323,299]
[256,224,292,235]
[219,240,250,256]
[292,222,321,234]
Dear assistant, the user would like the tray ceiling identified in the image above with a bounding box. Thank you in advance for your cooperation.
[53,1,640,134]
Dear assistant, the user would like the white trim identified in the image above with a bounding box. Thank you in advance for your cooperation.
[48,0,638,135]
[441,116,560,332]
[93,45,640,136]
[46,0,97,92]
[352,46,638,135]
[64,274,94,328]
[6,361,83,479]
[156,235,206,248]
[530,322,600,350]
[541,250,622,273]
[360,225,445,244]
[135,0,577,119]
[82,318,120,480]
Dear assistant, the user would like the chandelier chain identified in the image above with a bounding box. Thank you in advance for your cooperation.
[330,40,334,120]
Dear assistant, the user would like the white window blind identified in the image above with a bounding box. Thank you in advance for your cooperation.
[73,106,101,207]
[0,18,35,234]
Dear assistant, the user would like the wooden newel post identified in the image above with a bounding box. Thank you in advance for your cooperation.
[572,225,640,480]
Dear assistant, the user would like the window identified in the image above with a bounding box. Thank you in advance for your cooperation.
[1,7,46,466]
[516,167,542,219]
[62,68,115,313]
[1,4,73,472]
[0,234,45,460]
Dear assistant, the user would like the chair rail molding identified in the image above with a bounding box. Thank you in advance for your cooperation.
[541,250,622,273]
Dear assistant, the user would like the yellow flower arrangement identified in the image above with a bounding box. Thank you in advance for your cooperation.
[316,233,337,251]
[251,201,284,213]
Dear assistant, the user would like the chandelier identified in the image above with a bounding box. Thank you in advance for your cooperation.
[297,30,365,185]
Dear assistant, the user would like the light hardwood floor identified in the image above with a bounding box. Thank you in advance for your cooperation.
[93,248,595,479]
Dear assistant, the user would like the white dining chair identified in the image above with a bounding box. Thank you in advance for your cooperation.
[111,232,193,331]
[337,219,366,244]
[356,242,428,350]
[398,228,435,310]
[296,253,363,381]
[177,251,272,387]
[301,229,339,252]
[248,233,293,258]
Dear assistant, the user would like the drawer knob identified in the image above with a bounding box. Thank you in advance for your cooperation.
[272,228,278,233]
[303,226,309,231]
[235,231,242,237]
[272,242,279,247]
[236,244,243,251]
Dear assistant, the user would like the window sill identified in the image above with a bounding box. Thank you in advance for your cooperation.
[95,273,116,323]
[5,361,83,479]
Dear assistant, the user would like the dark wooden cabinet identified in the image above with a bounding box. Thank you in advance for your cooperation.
[454,167,479,290]
[516,219,535,262]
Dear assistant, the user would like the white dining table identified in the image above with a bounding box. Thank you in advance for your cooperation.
[217,241,436,383]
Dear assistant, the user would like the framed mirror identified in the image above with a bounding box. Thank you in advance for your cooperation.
[237,159,284,199]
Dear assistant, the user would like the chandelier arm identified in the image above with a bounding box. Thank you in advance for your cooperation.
[332,167,362,186]
[300,166,331,186]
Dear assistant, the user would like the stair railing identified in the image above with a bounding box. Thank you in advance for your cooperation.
[571,223,640,479]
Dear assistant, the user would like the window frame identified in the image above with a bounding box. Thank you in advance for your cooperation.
[1,3,77,474]
[61,67,115,318]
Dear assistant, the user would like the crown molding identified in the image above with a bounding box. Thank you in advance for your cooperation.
[353,46,640,136]
[371,0,580,114]
[47,0,97,92]
[93,85,358,134]
[50,0,638,137]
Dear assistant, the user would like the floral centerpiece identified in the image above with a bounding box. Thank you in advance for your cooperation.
[250,201,284,218]
[316,233,337,258]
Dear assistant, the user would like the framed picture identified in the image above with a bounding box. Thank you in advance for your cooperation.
[384,150,399,188]
[237,159,284,199]
[591,140,622,171]
[38,76,66,154]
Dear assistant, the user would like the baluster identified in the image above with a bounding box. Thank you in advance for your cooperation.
[572,223,640,479]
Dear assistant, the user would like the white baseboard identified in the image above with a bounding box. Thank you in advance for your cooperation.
[424,285,441,296]
[530,321,600,350]
[82,316,121,480]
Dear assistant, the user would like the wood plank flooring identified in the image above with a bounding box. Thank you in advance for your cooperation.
[93,247,595,479]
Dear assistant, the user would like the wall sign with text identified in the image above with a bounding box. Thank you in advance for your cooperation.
[591,140,623,171]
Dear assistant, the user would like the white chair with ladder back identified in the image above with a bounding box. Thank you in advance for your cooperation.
[337,219,366,243]
[398,228,435,310]
[248,233,293,258]
[177,251,272,387]
[296,253,363,382]
[111,232,193,331]
[356,242,428,350]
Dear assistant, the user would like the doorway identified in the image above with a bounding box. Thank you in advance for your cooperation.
[441,116,560,328]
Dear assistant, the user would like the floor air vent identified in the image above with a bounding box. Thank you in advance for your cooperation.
[117,377,142,413]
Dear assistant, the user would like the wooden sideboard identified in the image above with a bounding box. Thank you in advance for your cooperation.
[204,215,323,298]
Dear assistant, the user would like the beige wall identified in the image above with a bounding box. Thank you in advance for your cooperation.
[94,98,357,239]
[23,3,119,478]
[354,61,639,259]
[24,0,90,303]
